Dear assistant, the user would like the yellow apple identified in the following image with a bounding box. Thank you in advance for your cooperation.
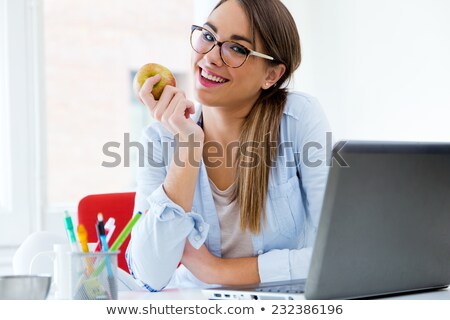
[133,63,176,101]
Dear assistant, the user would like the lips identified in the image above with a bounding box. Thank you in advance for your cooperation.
[198,67,229,88]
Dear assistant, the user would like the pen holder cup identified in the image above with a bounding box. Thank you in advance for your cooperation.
[70,251,119,300]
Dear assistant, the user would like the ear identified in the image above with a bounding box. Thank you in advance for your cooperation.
[262,63,286,90]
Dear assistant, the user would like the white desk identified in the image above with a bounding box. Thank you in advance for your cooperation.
[119,286,450,300]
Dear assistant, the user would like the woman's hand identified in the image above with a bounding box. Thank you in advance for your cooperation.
[139,75,204,142]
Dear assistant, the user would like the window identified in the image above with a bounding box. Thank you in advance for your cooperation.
[0,0,40,245]
[1,0,200,268]
[0,1,7,212]
[43,0,195,209]
[0,72,8,214]
[0,90,9,214]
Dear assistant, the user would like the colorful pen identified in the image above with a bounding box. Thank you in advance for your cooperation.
[91,211,143,277]
[94,217,115,252]
[109,211,143,252]
[77,224,89,253]
[96,214,110,251]
[64,210,78,252]
[77,224,94,274]
[96,213,113,277]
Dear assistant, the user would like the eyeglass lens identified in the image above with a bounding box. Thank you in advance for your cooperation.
[191,27,248,68]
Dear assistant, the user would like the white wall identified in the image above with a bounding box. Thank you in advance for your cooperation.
[195,0,450,141]
[287,0,450,142]
[194,0,217,24]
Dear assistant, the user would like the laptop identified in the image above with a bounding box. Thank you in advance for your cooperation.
[202,141,450,299]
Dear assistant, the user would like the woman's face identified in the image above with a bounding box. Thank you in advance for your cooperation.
[192,0,269,109]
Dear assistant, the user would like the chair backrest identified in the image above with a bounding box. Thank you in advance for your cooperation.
[78,192,136,272]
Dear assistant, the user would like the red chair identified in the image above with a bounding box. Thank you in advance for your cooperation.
[78,192,136,272]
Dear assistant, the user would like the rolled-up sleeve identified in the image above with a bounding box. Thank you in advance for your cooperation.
[257,248,313,282]
[126,126,209,291]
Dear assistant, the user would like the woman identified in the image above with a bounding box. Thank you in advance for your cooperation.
[126,0,331,291]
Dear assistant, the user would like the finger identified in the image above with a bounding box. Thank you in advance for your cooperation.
[182,100,195,119]
[140,74,161,94]
[161,92,184,126]
[169,97,191,129]
[186,100,195,118]
[153,86,179,121]
[153,86,183,121]
[139,74,161,111]
[157,85,184,107]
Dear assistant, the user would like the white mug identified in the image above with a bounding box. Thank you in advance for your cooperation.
[30,243,72,299]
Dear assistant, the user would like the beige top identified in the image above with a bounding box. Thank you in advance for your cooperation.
[208,178,254,258]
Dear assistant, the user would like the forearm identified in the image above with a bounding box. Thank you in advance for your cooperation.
[182,244,260,286]
[214,256,260,286]
[199,248,313,286]
[164,136,203,212]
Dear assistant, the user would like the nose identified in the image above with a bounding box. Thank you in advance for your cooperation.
[204,44,223,67]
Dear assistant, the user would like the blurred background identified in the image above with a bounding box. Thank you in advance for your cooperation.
[0,0,449,274]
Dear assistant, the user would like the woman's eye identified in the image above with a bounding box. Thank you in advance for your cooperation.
[202,32,214,42]
[230,45,247,56]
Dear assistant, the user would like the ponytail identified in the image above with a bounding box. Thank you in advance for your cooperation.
[233,87,287,233]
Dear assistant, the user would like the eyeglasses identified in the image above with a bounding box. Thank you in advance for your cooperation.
[190,25,274,68]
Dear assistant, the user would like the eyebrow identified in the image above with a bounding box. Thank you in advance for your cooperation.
[204,22,253,45]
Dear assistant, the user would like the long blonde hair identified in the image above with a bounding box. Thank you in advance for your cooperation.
[212,0,301,233]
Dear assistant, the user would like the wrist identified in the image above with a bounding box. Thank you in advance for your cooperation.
[176,132,203,151]
[177,131,204,145]
[205,255,223,284]
[174,143,203,168]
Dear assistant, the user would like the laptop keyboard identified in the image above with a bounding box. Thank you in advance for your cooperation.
[255,279,306,294]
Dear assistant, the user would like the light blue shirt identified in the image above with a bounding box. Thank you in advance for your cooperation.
[126,92,331,291]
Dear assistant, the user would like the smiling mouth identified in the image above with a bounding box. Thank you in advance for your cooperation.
[200,68,229,84]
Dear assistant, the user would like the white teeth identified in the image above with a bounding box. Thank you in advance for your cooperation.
[201,69,226,83]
